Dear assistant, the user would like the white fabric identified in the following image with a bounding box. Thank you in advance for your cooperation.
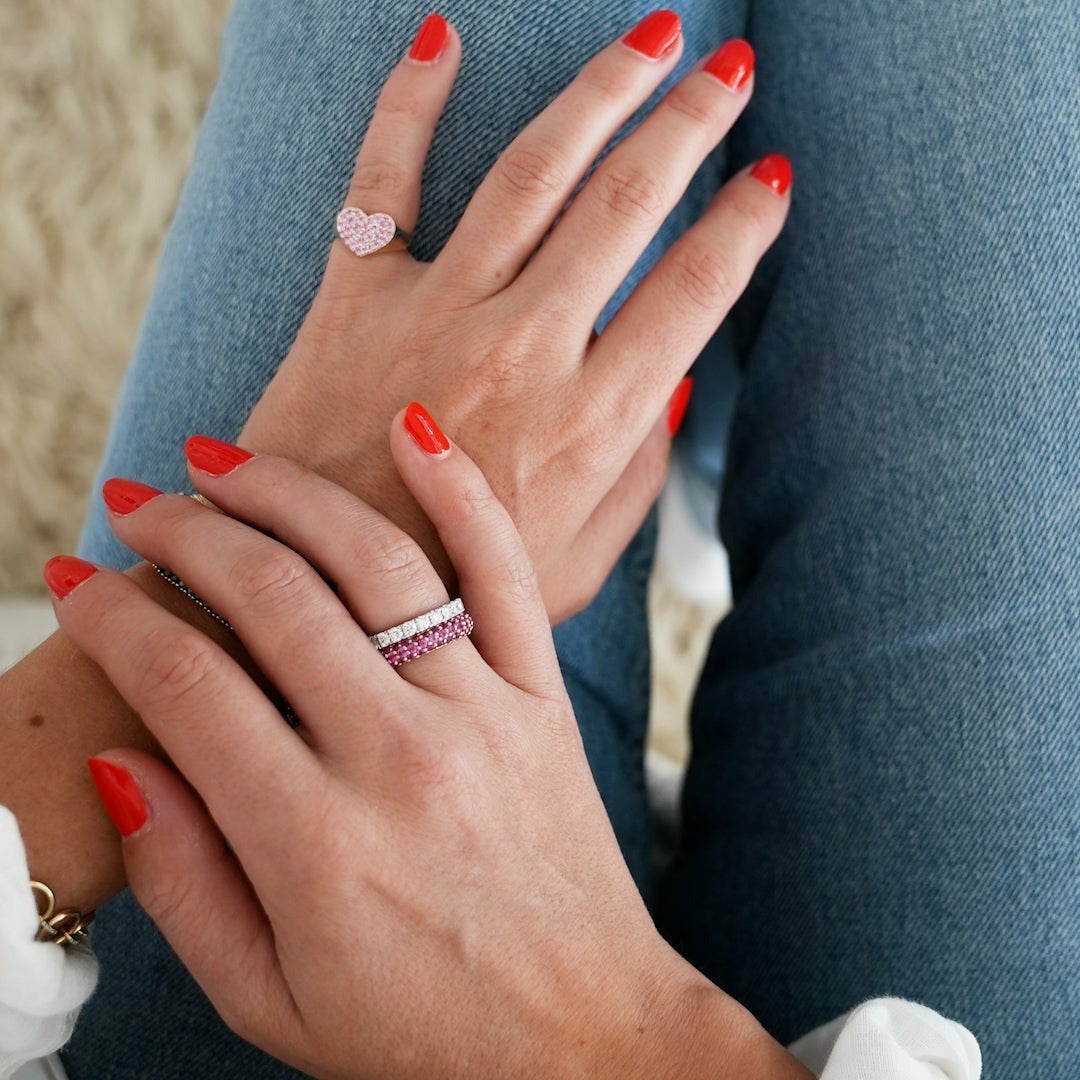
[0,809,98,1080]
[0,808,979,1079]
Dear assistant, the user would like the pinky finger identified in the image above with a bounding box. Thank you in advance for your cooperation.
[389,402,563,698]
[88,750,303,1053]
[565,412,673,614]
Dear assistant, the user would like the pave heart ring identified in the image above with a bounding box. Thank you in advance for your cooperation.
[336,206,411,257]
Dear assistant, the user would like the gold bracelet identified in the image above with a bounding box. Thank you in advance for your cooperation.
[30,880,93,947]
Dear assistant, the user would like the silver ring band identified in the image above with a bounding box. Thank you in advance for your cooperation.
[370,598,465,651]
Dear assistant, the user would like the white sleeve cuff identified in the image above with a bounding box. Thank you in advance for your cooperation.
[0,807,98,1080]
[791,996,982,1079]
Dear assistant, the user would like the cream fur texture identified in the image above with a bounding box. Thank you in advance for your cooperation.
[0,0,230,594]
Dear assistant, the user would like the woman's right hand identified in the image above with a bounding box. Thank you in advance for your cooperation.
[240,9,790,622]
[48,415,809,1079]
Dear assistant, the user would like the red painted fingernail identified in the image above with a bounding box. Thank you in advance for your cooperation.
[43,556,98,600]
[667,377,693,437]
[409,12,449,62]
[623,10,681,60]
[185,435,254,477]
[704,39,754,91]
[750,153,793,196]
[404,401,450,455]
[102,478,162,516]
[88,758,147,837]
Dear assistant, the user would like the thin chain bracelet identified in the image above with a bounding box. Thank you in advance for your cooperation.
[152,565,233,630]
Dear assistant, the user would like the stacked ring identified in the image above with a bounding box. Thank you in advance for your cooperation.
[371,600,474,668]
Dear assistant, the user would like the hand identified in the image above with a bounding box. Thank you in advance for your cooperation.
[47,410,808,1079]
[240,11,789,622]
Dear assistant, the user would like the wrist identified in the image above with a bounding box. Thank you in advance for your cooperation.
[590,944,813,1080]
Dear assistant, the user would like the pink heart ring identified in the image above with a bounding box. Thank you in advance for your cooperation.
[336,207,411,258]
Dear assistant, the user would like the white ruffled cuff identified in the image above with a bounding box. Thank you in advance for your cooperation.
[0,808,98,1080]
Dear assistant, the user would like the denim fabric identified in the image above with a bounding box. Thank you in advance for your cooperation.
[654,0,1080,1072]
[67,0,1078,1075]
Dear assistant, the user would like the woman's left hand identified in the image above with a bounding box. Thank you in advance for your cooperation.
[47,407,807,1078]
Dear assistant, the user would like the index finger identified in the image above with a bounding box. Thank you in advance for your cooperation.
[43,557,314,859]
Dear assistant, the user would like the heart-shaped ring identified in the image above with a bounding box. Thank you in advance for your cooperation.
[336,207,411,257]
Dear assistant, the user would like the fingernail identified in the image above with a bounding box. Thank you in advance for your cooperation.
[749,153,793,196]
[185,435,254,477]
[667,377,693,437]
[404,401,450,455]
[623,10,681,60]
[43,555,98,600]
[88,758,147,837]
[704,38,754,91]
[102,478,163,516]
[409,12,449,62]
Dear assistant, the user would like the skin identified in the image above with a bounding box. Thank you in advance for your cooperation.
[1,12,793,1060]
[52,419,810,1079]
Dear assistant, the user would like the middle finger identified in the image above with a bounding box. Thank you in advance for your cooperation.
[436,10,684,295]
[516,38,755,326]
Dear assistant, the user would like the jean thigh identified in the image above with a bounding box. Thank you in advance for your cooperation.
[656,0,1080,1072]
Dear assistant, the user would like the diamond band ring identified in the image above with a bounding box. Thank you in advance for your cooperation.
[369,598,466,651]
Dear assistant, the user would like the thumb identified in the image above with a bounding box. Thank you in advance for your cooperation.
[87,751,299,1045]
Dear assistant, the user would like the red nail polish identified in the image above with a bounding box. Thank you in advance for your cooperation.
[409,13,448,62]
[185,435,254,477]
[623,10,681,60]
[404,401,450,455]
[667,377,693,437]
[43,556,98,600]
[102,478,162,516]
[704,38,754,91]
[88,758,147,837]
[750,153,793,195]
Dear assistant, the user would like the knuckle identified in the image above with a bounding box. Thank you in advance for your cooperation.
[137,631,222,712]
[470,334,530,389]
[495,143,565,200]
[577,58,636,105]
[349,159,411,202]
[136,853,199,932]
[498,550,542,606]
[668,241,739,313]
[595,164,666,224]
[727,190,775,235]
[361,532,432,592]
[377,91,428,126]
[664,80,722,130]
[233,548,313,616]
[384,727,475,808]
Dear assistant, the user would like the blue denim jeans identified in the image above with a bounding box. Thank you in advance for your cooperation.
[69,0,1078,1076]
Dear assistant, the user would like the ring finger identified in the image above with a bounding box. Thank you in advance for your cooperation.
[179,437,481,697]
[516,38,755,324]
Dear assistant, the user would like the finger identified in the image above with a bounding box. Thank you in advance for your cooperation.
[518,39,755,324]
[565,414,673,617]
[585,155,791,437]
[178,438,478,699]
[88,751,303,1054]
[99,474,394,738]
[389,402,564,698]
[436,9,684,296]
[43,557,308,849]
[327,13,461,273]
